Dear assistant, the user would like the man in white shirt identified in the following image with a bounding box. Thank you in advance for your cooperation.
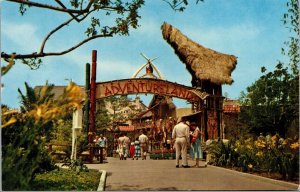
[122,133,131,160]
[172,117,190,168]
[138,130,149,160]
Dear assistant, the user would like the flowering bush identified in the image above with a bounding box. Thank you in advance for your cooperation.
[2,82,86,190]
[207,135,299,180]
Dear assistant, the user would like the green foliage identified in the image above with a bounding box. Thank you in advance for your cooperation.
[30,169,101,191]
[1,55,15,76]
[239,63,298,137]
[51,115,72,148]
[21,57,43,70]
[282,0,299,75]
[2,82,85,190]
[5,0,203,68]
[18,81,55,112]
[207,136,299,180]
[62,158,89,172]
[95,99,111,134]
[223,113,251,141]
[163,0,203,12]
[207,140,239,168]
[2,116,57,190]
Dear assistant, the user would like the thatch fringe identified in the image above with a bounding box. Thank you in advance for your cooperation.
[161,22,237,85]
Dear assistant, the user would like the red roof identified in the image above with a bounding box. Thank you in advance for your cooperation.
[223,100,240,113]
[119,125,135,132]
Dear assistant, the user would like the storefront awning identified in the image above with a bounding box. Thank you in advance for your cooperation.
[181,111,202,118]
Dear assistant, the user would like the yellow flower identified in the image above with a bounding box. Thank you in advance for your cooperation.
[256,151,263,157]
[290,142,299,149]
[2,109,18,116]
[36,107,42,117]
[235,141,241,148]
[2,117,17,128]
[254,141,266,148]
[248,164,253,169]
[246,144,253,150]
[64,82,85,109]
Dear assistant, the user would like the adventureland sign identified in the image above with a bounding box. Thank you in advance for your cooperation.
[96,78,206,101]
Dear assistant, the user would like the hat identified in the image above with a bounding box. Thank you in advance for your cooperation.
[176,116,183,123]
[185,121,190,126]
[190,122,197,126]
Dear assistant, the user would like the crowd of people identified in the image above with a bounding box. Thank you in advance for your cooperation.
[117,130,149,160]
[94,117,207,168]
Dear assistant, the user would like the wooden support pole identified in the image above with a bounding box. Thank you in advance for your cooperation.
[85,63,90,143]
[89,50,97,163]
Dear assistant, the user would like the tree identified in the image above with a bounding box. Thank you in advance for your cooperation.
[95,99,110,133]
[239,0,299,138]
[282,0,299,75]
[239,63,296,137]
[2,0,202,69]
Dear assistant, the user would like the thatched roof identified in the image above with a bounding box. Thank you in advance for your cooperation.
[161,22,237,85]
[175,108,193,118]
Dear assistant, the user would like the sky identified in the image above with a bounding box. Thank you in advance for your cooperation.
[1,0,290,109]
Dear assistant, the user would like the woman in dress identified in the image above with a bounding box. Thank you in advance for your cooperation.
[189,122,204,167]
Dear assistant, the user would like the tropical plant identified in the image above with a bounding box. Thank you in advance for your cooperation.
[18,81,55,112]
[207,140,239,168]
[207,135,299,180]
[2,82,86,190]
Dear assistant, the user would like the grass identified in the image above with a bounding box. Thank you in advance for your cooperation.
[30,168,101,191]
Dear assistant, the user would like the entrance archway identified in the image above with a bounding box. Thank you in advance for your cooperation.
[95,78,209,101]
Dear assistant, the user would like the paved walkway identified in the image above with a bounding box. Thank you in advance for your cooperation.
[86,157,299,191]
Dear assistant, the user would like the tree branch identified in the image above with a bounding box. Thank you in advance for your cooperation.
[6,0,95,14]
[2,33,113,60]
[45,33,114,56]
[40,8,98,54]
[40,18,74,54]
[54,0,80,22]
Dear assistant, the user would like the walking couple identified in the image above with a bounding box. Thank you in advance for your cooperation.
[172,117,205,168]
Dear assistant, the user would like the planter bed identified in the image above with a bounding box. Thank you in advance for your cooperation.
[150,149,176,159]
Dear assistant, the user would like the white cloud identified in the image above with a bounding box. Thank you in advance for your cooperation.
[136,19,161,37]
[98,59,139,81]
[182,22,262,52]
[2,21,40,52]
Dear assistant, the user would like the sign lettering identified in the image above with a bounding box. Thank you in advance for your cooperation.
[96,78,206,101]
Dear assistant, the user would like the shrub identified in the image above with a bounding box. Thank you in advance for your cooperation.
[207,140,239,168]
[30,169,101,191]
[207,135,299,180]
[2,82,86,190]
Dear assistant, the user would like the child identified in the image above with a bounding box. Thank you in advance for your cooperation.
[129,141,135,160]
[134,138,141,160]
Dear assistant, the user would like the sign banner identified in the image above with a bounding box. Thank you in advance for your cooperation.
[96,78,207,101]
